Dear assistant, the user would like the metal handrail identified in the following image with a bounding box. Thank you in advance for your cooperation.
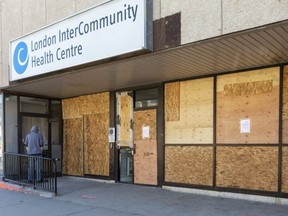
[4,152,57,195]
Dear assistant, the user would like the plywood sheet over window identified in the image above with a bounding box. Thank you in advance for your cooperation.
[116,92,133,147]
[282,147,288,193]
[165,82,180,122]
[165,78,214,144]
[84,113,109,176]
[217,67,280,144]
[62,118,83,176]
[165,146,213,186]
[283,66,288,144]
[62,92,109,119]
[62,92,110,177]
[216,146,278,191]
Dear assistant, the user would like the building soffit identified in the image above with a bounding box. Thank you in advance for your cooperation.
[3,20,288,99]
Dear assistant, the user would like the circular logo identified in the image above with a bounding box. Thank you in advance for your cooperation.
[13,42,29,74]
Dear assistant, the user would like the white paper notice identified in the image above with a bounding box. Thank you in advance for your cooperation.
[240,119,250,133]
[142,126,150,139]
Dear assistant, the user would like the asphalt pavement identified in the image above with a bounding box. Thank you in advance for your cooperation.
[0,177,288,216]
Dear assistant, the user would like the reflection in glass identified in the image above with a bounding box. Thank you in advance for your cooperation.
[20,96,49,114]
[5,95,18,154]
[134,88,158,108]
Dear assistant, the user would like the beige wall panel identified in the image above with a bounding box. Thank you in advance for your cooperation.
[46,0,76,24]
[159,0,221,44]
[76,0,107,11]
[62,97,83,119]
[216,146,278,191]
[62,118,83,176]
[223,0,288,34]
[119,95,133,145]
[165,78,214,144]
[217,67,280,144]
[165,82,180,122]
[84,113,109,176]
[22,0,46,33]
[282,147,288,193]
[134,110,157,140]
[165,146,213,186]
[145,0,288,45]
[1,0,22,87]
[283,67,288,144]
[134,140,157,185]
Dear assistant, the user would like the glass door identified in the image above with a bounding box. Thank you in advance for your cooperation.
[20,116,49,156]
[116,91,134,183]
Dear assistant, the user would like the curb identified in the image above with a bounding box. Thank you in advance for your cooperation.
[0,181,24,193]
[0,181,54,197]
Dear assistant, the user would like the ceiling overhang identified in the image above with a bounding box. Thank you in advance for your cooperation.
[3,20,288,99]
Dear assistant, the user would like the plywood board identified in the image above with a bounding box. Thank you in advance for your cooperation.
[62,118,83,176]
[217,67,280,144]
[62,97,83,119]
[80,93,109,115]
[283,67,288,144]
[62,92,109,119]
[116,93,133,147]
[84,113,109,176]
[134,140,158,185]
[216,146,278,191]
[282,147,288,193]
[165,82,180,121]
[165,78,214,144]
[134,110,157,140]
[165,146,213,186]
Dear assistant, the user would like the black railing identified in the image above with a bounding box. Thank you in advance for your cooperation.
[4,153,57,195]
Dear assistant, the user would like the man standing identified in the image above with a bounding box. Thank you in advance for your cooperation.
[24,125,43,182]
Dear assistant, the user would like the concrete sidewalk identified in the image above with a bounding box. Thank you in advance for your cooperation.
[1,177,288,216]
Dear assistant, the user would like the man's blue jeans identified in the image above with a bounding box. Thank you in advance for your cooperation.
[28,155,42,181]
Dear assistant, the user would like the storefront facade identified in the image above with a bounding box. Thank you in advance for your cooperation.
[1,0,288,200]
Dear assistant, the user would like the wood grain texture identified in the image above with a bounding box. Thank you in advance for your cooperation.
[282,147,288,193]
[84,113,109,176]
[165,146,213,186]
[134,109,157,140]
[134,109,157,185]
[216,146,278,191]
[283,67,288,144]
[165,82,180,121]
[62,97,83,119]
[134,140,158,185]
[62,93,109,119]
[165,78,214,144]
[217,67,280,144]
[118,95,133,146]
[62,118,83,176]
[62,93,110,176]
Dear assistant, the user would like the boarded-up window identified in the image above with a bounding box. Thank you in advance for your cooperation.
[165,78,214,144]
[216,67,280,144]
[62,93,110,177]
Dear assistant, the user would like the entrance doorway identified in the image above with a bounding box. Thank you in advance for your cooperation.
[116,89,159,186]
[20,116,49,156]
[4,95,62,173]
